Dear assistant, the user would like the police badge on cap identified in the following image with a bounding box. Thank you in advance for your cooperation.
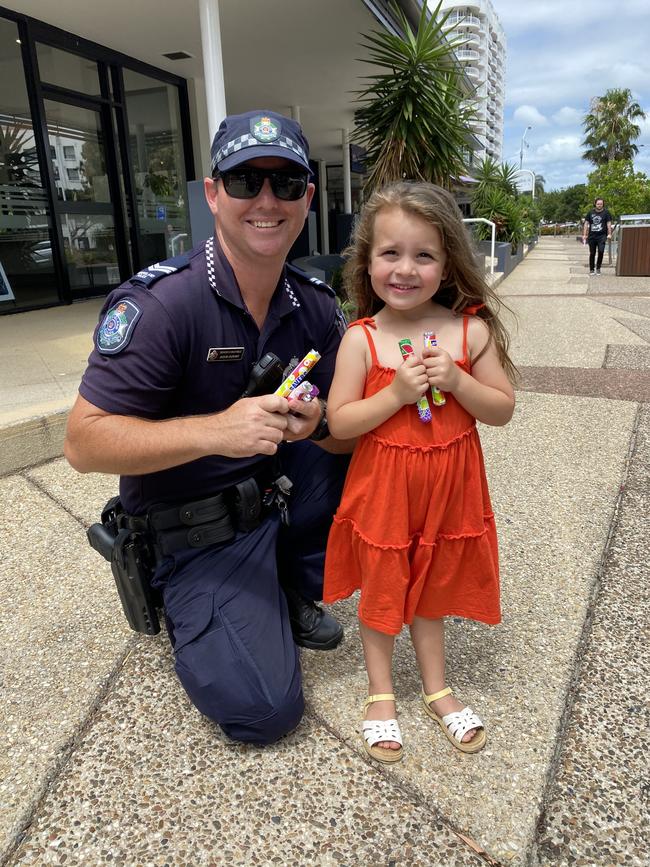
[210,109,312,175]
[251,115,280,143]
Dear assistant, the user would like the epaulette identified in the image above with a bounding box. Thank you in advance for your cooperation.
[130,253,191,288]
[286,263,336,297]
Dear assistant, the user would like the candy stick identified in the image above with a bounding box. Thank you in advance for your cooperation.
[274,349,321,397]
[289,381,320,402]
[423,332,446,406]
[398,339,431,423]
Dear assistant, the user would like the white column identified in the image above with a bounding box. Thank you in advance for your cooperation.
[290,105,301,123]
[199,0,227,141]
[318,159,330,255]
[342,128,352,214]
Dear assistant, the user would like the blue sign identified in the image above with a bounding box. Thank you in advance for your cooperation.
[0,261,15,302]
[156,205,167,221]
[350,144,366,175]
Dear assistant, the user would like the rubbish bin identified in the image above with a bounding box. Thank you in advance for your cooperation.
[616,226,650,276]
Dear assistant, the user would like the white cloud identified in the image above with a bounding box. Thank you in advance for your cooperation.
[534,137,582,164]
[490,0,650,187]
[513,105,548,126]
[552,107,582,126]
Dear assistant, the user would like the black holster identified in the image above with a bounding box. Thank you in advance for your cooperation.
[87,496,161,636]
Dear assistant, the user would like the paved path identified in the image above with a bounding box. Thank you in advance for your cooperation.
[0,238,648,866]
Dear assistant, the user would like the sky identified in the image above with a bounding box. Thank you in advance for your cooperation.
[491,0,650,191]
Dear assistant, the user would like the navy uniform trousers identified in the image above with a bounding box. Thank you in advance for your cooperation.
[152,442,349,745]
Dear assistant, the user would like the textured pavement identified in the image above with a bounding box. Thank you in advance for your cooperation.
[0,237,648,866]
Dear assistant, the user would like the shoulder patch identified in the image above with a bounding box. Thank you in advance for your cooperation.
[97,299,142,354]
[287,263,336,297]
[131,253,190,289]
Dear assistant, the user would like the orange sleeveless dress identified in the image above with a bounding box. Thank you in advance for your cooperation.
[323,317,501,635]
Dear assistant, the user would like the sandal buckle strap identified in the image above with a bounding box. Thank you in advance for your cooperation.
[364,692,396,708]
[422,686,452,704]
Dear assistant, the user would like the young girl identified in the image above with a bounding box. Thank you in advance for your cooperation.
[323,182,516,764]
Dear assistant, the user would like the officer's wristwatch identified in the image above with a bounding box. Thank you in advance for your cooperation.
[309,398,330,441]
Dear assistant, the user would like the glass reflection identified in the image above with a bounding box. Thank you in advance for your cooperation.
[0,18,57,311]
[62,213,119,292]
[123,68,190,264]
[44,100,109,203]
[36,43,101,97]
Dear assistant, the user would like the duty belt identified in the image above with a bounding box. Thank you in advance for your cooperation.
[123,473,293,560]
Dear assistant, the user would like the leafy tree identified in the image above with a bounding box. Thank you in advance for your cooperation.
[582,88,646,166]
[353,0,476,193]
[538,184,586,223]
[584,160,650,219]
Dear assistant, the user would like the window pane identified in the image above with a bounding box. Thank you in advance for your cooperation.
[36,43,100,97]
[122,68,190,263]
[0,18,58,311]
[62,213,119,293]
[44,100,109,203]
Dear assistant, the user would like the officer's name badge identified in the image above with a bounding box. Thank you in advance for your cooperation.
[206,346,245,362]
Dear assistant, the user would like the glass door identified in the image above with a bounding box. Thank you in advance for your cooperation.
[43,97,127,298]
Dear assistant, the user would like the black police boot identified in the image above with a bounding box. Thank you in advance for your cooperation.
[281,584,344,650]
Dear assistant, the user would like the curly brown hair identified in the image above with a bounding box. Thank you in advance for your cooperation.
[343,181,518,382]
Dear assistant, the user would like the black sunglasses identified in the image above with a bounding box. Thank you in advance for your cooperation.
[214,167,309,201]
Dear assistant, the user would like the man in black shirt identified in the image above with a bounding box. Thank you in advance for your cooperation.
[582,197,613,275]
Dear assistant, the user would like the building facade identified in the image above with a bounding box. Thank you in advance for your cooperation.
[438,0,506,163]
[0,0,433,315]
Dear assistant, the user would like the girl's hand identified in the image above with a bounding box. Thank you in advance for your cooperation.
[422,347,461,392]
[390,355,429,405]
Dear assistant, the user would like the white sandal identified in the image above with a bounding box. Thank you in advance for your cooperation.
[422,687,486,754]
[361,693,404,763]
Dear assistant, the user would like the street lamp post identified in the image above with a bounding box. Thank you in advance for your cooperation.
[519,125,532,170]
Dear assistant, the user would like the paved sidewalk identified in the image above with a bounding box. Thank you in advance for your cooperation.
[0,238,648,866]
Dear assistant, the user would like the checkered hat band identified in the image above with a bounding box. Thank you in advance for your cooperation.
[212,134,307,172]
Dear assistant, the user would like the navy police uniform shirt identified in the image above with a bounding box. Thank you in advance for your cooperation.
[80,235,347,514]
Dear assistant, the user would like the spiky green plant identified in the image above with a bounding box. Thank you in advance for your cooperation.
[353,0,477,193]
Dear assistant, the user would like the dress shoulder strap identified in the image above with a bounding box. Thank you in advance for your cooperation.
[348,317,379,366]
[462,315,470,364]
[461,303,485,366]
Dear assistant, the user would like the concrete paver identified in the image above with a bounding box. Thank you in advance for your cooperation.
[0,472,132,859]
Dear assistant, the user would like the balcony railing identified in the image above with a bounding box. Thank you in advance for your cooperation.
[457,49,480,61]
[444,13,481,29]
[447,30,480,46]
[465,67,480,79]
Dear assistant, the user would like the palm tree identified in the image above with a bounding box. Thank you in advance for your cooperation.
[353,0,476,193]
[582,89,646,166]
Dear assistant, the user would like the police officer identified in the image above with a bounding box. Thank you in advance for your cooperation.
[65,110,353,745]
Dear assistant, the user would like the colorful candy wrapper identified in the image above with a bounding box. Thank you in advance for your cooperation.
[289,381,320,402]
[274,349,321,397]
[398,338,431,423]
[423,332,446,406]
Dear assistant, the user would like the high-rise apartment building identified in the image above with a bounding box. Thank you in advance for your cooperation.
[438,1,506,163]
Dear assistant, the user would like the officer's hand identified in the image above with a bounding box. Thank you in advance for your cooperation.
[212,394,289,457]
[283,393,322,441]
